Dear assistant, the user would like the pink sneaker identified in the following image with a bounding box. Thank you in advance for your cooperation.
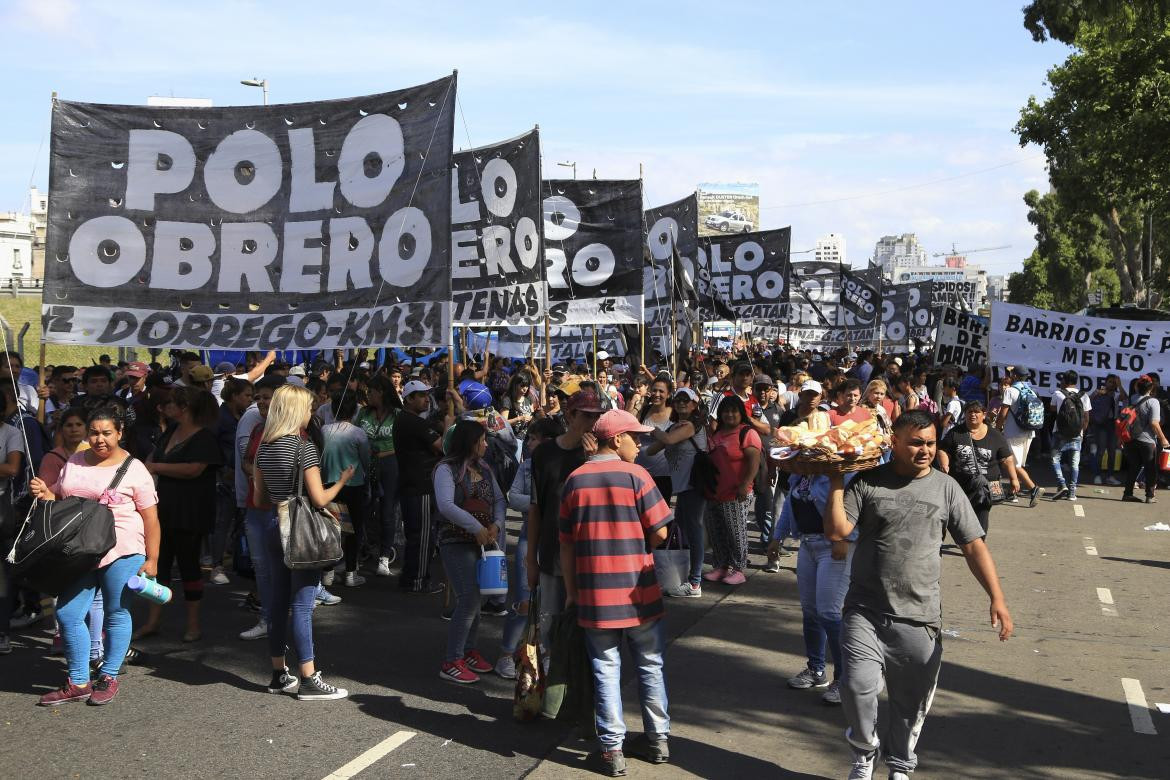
[463,649,493,674]
[723,569,747,586]
[440,659,479,684]
[702,567,727,582]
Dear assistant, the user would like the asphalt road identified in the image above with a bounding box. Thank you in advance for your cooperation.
[2,476,1169,779]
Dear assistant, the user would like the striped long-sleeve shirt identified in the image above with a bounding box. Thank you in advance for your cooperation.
[558,455,673,629]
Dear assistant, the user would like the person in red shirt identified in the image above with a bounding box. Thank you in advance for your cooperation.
[560,409,672,775]
[828,379,873,427]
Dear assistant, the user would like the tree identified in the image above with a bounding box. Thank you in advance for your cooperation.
[1015,4,1170,305]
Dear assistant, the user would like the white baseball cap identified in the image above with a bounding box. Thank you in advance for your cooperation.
[401,380,431,398]
[800,379,823,394]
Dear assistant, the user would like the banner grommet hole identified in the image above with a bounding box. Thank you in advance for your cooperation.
[156,154,172,172]
[110,160,124,169]
[98,240,120,261]
[234,162,256,184]
[398,102,408,111]
[242,240,258,255]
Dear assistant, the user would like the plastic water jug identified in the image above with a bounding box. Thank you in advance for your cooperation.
[477,546,508,597]
[127,575,172,605]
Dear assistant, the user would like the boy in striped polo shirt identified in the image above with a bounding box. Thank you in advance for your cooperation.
[559,409,673,776]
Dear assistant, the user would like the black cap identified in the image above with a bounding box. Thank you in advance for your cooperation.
[1010,366,1031,379]
[733,361,753,375]
[552,364,567,373]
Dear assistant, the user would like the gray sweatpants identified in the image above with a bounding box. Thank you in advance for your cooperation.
[840,609,942,775]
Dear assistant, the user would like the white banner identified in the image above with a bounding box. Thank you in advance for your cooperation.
[990,302,1164,392]
[934,306,988,368]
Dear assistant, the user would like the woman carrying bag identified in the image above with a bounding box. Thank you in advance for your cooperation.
[28,406,160,707]
[433,420,506,684]
[938,400,1019,537]
[253,384,354,701]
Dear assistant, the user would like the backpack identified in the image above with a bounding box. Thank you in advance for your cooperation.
[6,457,133,596]
[1116,397,1150,447]
[1055,390,1087,439]
[1010,384,1046,431]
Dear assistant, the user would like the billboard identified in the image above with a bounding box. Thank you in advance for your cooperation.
[697,182,759,237]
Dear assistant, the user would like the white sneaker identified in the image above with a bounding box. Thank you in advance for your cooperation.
[322,570,335,587]
[666,581,701,598]
[495,654,517,679]
[1092,475,1103,485]
[376,556,391,576]
[315,588,342,606]
[344,572,366,587]
[239,620,268,640]
[209,566,230,585]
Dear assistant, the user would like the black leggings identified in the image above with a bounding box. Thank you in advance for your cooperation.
[1124,440,1158,498]
[338,484,369,573]
[157,525,204,601]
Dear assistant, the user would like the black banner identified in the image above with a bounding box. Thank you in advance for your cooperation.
[44,75,457,349]
[644,194,699,355]
[696,227,790,320]
[543,179,643,324]
[451,128,544,326]
[474,325,625,362]
[839,265,883,327]
[881,281,934,347]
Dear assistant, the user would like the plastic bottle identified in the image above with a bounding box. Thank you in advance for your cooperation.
[126,575,172,605]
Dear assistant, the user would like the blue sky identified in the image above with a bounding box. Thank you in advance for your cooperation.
[0,0,1068,276]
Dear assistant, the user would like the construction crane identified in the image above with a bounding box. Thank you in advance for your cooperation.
[931,243,1011,258]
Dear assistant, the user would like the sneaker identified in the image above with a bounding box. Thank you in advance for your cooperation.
[494,654,517,679]
[343,572,366,587]
[1005,493,1020,504]
[38,680,91,706]
[209,566,230,585]
[1122,494,1144,503]
[376,556,392,577]
[1093,475,1103,485]
[847,748,877,780]
[702,566,727,582]
[822,680,842,705]
[0,634,10,654]
[1052,486,1069,501]
[403,582,445,595]
[481,601,509,617]
[296,671,348,700]
[440,606,454,621]
[322,570,335,587]
[1068,490,1078,501]
[723,569,747,586]
[88,674,119,706]
[89,657,104,680]
[787,666,830,689]
[10,609,44,630]
[123,647,145,667]
[239,620,268,641]
[599,748,628,777]
[763,558,781,573]
[1027,485,1042,507]
[243,593,263,613]
[1147,496,1158,504]
[440,659,479,684]
[267,667,300,694]
[463,649,493,674]
[628,733,669,764]
[315,588,342,606]
[1106,476,1123,486]
[666,581,701,598]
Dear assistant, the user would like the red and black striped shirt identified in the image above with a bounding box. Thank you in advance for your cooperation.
[558,456,673,629]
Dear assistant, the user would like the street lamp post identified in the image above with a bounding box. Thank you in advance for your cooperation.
[557,161,576,180]
[240,78,269,105]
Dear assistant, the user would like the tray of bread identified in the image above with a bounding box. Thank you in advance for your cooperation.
[769,416,889,475]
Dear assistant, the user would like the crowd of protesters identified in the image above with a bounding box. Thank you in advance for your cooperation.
[0,341,1163,776]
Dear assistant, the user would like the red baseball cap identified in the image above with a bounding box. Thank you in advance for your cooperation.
[593,409,653,440]
[124,361,149,378]
[565,390,605,414]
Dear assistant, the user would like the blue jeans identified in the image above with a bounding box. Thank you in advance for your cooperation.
[584,619,670,751]
[796,535,853,678]
[674,489,706,586]
[251,507,320,662]
[244,508,272,624]
[1087,422,1119,477]
[56,554,144,685]
[439,542,481,663]
[500,532,529,654]
[375,455,400,557]
[1050,435,1083,488]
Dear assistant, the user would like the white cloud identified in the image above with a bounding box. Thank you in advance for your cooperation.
[8,0,78,31]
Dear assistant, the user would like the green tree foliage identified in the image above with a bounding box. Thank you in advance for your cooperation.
[1008,189,1118,311]
[1015,2,1170,305]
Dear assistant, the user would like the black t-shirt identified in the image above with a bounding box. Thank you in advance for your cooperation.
[154,425,223,533]
[531,438,587,576]
[940,424,1012,493]
[393,410,441,496]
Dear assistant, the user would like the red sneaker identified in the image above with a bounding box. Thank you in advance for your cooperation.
[38,680,91,706]
[723,569,747,586]
[440,659,479,684]
[463,649,493,674]
[88,674,119,706]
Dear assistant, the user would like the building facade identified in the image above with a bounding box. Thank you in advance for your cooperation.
[874,233,927,272]
[814,233,846,265]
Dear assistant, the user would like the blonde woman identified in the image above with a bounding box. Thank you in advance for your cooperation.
[253,385,355,701]
[862,379,898,429]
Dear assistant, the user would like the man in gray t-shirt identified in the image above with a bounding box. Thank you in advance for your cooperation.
[825,409,1013,779]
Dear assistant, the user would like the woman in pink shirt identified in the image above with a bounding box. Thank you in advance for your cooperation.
[29,406,160,707]
[703,395,762,586]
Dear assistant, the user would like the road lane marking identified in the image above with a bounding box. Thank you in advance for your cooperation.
[322,731,417,779]
[1121,679,1158,735]
[1083,536,1098,556]
[1073,504,1085,517]
[1097,587,1118,617]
